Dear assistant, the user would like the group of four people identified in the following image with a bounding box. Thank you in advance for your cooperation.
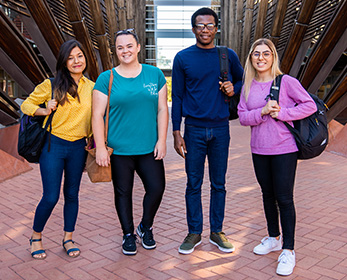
[21,7,316,277]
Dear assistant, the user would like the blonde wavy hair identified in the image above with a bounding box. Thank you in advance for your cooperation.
[243,38,283,101]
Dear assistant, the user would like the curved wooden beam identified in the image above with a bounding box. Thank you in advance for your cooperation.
[300,0,347,89]
[22,0,64,58]
[63,0,99,81]
[280,0,319,74]
[0,9,46,85]
[88,0,112,70]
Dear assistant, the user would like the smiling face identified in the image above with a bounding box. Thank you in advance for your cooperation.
[66,47,86,77]
[115,34,140,65]
[192,15,217,49]
[251,44,273,75]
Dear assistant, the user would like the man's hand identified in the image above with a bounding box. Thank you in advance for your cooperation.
[219,81,234,97]
[173,130,186,158]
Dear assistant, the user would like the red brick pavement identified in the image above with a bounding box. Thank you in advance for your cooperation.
[1,120,347,279]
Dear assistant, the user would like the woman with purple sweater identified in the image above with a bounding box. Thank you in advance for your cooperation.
[238,38,316,276]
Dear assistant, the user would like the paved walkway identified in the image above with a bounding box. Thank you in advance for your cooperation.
[1,120,347,280]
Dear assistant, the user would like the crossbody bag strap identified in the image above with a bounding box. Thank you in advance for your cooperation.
[45,78,57,152]
[105,70,114,144]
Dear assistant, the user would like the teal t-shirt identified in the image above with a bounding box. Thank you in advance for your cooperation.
[94,64,166,155]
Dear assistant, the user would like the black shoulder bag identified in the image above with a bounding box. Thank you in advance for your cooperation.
[18,78,57,163]
[267,75,329,159]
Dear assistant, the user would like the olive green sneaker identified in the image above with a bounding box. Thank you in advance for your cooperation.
[209,232,235,253]
[178,233,202,254]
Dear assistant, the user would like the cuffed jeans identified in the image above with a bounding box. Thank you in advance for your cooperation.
[252,152,297,250]
[184,124,230,234]
[33,134,87,233]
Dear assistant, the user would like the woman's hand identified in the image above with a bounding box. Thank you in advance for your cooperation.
[45,99,58,115]
[261,100,280,117]
[154,140,166,160]
[95,146,110,167]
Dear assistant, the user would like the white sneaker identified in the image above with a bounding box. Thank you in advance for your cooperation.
[253,236,282,255]
[276,250,296,276]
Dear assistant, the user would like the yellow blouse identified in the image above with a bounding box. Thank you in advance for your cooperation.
[21,76,94,142]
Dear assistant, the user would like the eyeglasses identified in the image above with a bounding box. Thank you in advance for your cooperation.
[194,23,216,31]
[116,28,136,35]
[251,51,272,59]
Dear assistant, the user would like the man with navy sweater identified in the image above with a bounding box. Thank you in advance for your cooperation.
[172,7,243,254]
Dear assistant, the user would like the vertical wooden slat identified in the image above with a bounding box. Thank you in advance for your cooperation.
[228,0,236,49]
[88,0,112,70]
[117,0,127,30]
[220,0,229,46]
[241,0,254,65]
[132,0,146,63]
[269,0,289,46]
[104,0,119,66]
[254,0,268,40]
[235,0,243,57]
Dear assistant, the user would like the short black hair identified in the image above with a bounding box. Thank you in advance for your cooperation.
[191,7,219,28]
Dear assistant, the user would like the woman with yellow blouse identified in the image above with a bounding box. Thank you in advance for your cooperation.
[21,40,94,259]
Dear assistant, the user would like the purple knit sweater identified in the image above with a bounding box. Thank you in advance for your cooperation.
[238,75,317,155]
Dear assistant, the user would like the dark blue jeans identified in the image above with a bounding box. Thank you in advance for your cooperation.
[184,124,230,234]
[33,134,87,233]
[252,152,297,250]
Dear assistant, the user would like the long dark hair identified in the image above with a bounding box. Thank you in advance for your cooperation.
[54,39,88,105]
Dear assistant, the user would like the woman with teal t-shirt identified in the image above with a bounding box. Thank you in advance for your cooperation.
[93,29,168,256]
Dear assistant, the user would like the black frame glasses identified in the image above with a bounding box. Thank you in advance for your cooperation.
[194,23,216,31]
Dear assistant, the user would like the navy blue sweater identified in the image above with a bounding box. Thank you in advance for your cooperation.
[171,45,244,131]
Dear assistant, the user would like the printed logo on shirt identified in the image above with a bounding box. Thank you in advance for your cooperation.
[143,83,158,95]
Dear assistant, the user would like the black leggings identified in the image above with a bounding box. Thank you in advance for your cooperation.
[111,152,165,234]
[252,152,297,250]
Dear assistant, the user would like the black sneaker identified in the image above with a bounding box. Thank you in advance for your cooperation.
[122,233,137,255]
[136,224,156,249]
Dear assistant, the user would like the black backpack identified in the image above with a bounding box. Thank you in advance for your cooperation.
[18,78,56,163]
[268,75,329,159]
[217,46,240,120]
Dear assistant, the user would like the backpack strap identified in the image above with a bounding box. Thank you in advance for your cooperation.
[268,74,299,136]
[267,74,283,102]
[217,46,229,82]
[217,46,230,103]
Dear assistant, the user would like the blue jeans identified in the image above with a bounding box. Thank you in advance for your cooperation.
[184,124,230,234]
[33,134,87,233]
